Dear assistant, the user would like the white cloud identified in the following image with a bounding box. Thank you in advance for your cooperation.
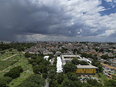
[30,0,116,41]
[99,30,115,36]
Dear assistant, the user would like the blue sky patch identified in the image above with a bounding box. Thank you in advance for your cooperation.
[100,0,116,16]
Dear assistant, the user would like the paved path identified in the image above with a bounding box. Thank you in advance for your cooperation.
[45,79,49,87]
[2,54,17,60]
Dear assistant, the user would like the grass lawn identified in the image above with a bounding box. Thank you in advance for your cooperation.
[98,73,108,84]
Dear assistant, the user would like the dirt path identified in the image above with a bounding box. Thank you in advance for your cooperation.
[2,54,17,61]
[0,66,12,72]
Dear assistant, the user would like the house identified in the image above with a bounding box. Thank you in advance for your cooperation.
[55,51,61,56]
[97,52,104,57]
[109,58,116,67]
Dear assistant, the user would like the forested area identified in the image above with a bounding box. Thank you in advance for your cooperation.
[4,66,23,79]
[16,74,45,87]
[17,52,116,87]
[0,77,12,87]
[71,58,89,65]
[0,42,36,51]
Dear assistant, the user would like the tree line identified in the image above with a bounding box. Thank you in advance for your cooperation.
[0,42,36,51]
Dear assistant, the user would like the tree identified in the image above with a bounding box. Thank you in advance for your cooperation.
[0,51,5,54]
[105,79,116,87]
[112,75,116,80]
[41,66,47,73]
[4,66,23,79]
[0,77,12,87]
[61,79,74,87]
[32,62,37,67]
[25,52,31,58]
[71,58,79,65]
[63,63,77,73]
[80,61,89,65]
[50,80,61,87]
[36,57,43,64]
[73,81,82,87]
[42,73,47,79]
[42,59,49,66]
[81,53,88,57]
[92,60,103,72]
[17,74,45,87]
[101,55,109,59]
[98,65,103,72]
[104,61,111,65]
[73,49,80,54]
[28,59,36,64]
[99,48,104,52]
[56,73,64,84]
[66,72,79,81]
[31,55,37,59]
[17,47,25,52]
[48,69,56,79]
[87,79,102,86]
[33,66,41,74]
[95,48,99,52]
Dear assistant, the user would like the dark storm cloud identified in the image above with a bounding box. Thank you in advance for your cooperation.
[0,0,89,41]
[1,0,114,41]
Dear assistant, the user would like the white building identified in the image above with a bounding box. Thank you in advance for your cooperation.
[44,56,49,61]
[61,55,92,65]
[56,57,63,73]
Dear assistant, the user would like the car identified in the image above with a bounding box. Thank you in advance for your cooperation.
[85,75,88,77]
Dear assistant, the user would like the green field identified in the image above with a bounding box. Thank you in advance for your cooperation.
[97,73,108,85]
[0,54,19,71]
[0,60,18,71]
[8,53,34,87]
[0,52,34,87]
[0,49,18,60]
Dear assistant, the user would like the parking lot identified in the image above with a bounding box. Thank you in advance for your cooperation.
[79,75,99,83]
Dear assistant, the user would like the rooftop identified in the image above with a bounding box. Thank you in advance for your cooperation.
[61,55,82,58]
[77,65,98,69]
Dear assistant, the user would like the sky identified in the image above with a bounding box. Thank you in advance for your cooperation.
[0,0,116,42]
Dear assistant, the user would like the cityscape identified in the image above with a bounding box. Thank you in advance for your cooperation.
[0,41,116,87]
[1,0,116,87]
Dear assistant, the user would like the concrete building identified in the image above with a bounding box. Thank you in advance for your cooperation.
[56,57,63,73]
[75,65,98,75]
[44,56,49,61]
[61,55,92,65]
[61,55,82,65]
[61,55,98,75]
